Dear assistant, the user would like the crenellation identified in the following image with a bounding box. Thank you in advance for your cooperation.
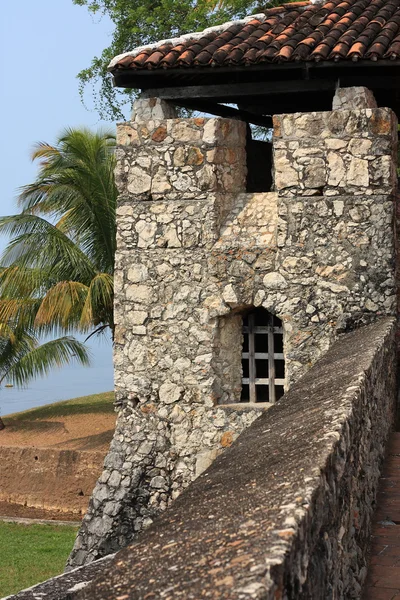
[273,108,398,198]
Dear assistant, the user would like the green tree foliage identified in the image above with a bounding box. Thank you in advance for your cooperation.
[0,325,89,387]
[73,0,300,120]
[0,128,117,388]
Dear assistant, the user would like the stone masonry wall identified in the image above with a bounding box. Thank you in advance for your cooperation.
[67,93,398,569]
[10,319,397,600]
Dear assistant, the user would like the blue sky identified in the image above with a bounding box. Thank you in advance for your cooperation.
[0,1,129,411]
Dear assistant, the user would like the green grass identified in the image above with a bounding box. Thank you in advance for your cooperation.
[4,390,115,428]
[0,522,79,597]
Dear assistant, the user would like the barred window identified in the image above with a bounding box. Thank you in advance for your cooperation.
[241,308,285,404]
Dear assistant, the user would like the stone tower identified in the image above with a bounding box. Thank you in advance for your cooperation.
[67,88,398,568]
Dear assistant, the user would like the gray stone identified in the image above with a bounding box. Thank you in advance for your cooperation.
[332,86,378,110]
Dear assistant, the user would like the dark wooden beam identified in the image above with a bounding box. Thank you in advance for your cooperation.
[141,79,338,102]
[112,59,400,83]
[172,99,273,127]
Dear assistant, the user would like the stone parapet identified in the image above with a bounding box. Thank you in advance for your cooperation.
[115,117,246,214]
[64,319,394,599]
[273,108,398,197]
[12,320,396,600]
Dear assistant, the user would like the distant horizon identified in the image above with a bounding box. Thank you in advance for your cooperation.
[0,346,114,417]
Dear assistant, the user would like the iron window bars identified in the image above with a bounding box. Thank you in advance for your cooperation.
[241,309,285,404]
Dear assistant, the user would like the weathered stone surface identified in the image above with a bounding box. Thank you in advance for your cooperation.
[11,320,395,600]
[67,319,394,600]
[67,102,398,571]
[131,97,176,122]
[5,554,115,600]
[332,86,378,110]
[273,107,397,197]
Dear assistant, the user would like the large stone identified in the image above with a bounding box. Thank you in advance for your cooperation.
[135,221,157,248]
[127,166,152,194]
[332,87,377,110]
[127,264,148,283]
[347,157,369,187]
[327,152,346,187]
[263,272,287,290]
[132,97,176,122]
[159,381,182,404]
[151,168,171,194]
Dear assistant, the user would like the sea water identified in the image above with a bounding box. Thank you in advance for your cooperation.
[0,337,114,417]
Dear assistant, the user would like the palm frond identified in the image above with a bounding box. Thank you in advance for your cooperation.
[1,336,90,386]
[0,214,97,282]
[35,281,89,331]
[80,272,114,328]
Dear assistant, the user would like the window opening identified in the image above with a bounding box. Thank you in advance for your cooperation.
[246,125,273,193]
[241,308,284,404]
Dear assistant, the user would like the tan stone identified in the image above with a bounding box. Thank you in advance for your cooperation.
[151,168,171,194]
[203,119,217,144]
[222,284,238,305]
[131,325,147,335]
[127,166,151,194]
[272,115,281,138]
[348,138,372,156]
[347,157,369,187]
[263,272,287,290]
[135,221,157,248]
[127,264,148,283]
[126,311,148,326]
[117,125,140,146]
[327,152,346,187]
[159,381,182,404]
[163,225,181,248]
[126,284,153,303]
[173,147,186,167]
[274,163,298,190]
[333,200,344,216]
[132,97,176,122]
[197,164,216,190]
[325,139,347,150]
[303,158,326,188]
[173,121,201,142]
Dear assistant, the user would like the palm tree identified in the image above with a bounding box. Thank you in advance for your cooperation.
[0,323,90,429]
[0,128,117,408]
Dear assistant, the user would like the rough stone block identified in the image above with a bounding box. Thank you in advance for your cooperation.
[332,86,378,110]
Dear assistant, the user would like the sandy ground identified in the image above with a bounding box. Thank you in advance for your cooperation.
[0,501,81,522]
[0,403,116,519]
[0,413,116,451]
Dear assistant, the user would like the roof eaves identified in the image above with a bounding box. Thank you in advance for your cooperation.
[107,1,319,71]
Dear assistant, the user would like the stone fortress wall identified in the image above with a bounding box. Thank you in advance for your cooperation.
[67,87,398,568]
[11,318,398,600]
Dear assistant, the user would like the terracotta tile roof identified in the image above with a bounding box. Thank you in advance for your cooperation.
[108,0,400,73]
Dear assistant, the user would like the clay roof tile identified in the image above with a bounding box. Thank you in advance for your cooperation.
[109,0,400,72]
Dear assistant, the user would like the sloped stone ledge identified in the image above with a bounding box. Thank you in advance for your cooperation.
[77,318,397,599]
[7,318,397,599]
[2,554,115,600]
